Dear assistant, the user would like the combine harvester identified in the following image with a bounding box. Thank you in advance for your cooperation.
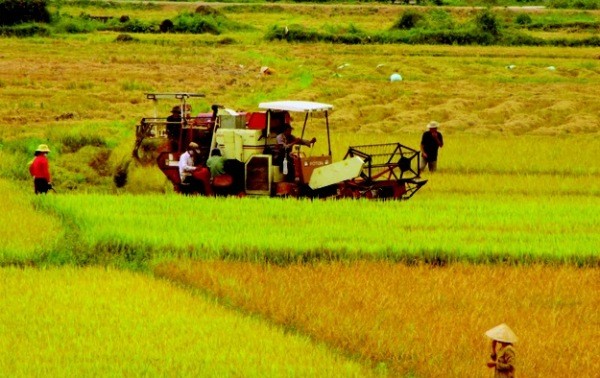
[133,93,426,199]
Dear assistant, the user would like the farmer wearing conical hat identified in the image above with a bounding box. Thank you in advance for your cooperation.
[485,323,517,377]
[29,144,53,194]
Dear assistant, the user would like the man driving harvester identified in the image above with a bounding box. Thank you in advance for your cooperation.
[275,124,316,182]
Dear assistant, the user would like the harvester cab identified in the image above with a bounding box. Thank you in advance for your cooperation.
[210,101,338,197]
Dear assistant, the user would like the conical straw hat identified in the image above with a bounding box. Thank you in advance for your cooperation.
[485,323,518,343]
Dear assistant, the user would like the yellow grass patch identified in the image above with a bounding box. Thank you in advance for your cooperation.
[0,266,374,377]
[157,261,600,377]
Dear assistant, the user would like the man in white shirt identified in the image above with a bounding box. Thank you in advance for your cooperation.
[179,142,199,184]
[178,142,212,195]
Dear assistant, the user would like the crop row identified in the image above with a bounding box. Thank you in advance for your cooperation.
[28,192,599,267]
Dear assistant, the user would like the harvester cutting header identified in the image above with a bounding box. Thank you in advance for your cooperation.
[133,93,426,199]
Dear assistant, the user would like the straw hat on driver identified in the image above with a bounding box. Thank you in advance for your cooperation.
[36,144,51,153]
[485,323,518,344]
[427,121,440,129]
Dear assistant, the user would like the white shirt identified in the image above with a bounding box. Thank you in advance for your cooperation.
[178,151,195,181]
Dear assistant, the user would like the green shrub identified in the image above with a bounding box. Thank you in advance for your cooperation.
[391,10,425,30]
[265,24,318,42]
[514,13,532,26]
[172,11,220,35]
[53,15,99,34]
[0,0,50,26]
[475,9,502,36]
[118,18,157,33]
[527,21,599,31]
[1,138,46,156]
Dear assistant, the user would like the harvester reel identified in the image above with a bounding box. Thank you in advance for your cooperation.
[398,152,420,178]
[343,143,427,200]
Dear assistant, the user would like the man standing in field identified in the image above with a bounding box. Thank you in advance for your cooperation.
[29,144,52,194]
[485,323,517,377]
[420,121,444,172]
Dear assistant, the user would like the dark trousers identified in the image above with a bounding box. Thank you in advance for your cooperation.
[34,178,49,194]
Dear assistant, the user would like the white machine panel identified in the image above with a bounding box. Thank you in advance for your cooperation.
[308,156,364,189]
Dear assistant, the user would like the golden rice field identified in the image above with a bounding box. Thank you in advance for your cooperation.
[0,2,599,377]
[155,260,600,377]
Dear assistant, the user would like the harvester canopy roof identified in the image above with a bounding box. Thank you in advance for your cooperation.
[258,101,333,113]
[145,93,205,100]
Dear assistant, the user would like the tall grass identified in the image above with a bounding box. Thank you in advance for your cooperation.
[0,266,374,377]
[157,260,600,377]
